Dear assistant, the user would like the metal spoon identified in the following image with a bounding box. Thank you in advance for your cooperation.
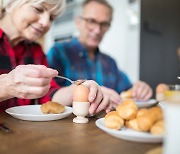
[55,75,86,85]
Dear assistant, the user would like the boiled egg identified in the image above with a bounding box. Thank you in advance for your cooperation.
[156,83,169,102]
[73,84,89,102]
[156,83,168,93]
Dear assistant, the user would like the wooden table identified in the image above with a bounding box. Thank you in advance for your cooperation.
[0,112,161,154]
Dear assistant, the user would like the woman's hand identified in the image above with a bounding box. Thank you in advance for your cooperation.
[2,65,58,100]
[83,82,119,114]
[52,80,115,115]
[101,86,122,109]
[82,80,103,114]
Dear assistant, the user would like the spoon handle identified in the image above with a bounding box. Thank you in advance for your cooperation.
[56,75,74,84]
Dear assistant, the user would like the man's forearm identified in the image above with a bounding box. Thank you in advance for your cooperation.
[52,84,76,106]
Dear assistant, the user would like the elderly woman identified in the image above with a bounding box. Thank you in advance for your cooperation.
[0,0,112,114]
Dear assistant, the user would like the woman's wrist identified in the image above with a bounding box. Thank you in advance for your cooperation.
[0,74,12,102]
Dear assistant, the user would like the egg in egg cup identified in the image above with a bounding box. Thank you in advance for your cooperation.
[72,84,90,123]
[156,83,169,102]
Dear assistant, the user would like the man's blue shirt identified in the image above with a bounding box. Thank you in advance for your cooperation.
[47,38,132,93]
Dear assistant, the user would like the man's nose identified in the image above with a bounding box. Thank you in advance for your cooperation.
[93,23,101,34]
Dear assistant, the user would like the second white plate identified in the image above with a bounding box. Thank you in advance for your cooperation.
[96,118,163,143]
[135,99,157,108]
[5,105,72,121]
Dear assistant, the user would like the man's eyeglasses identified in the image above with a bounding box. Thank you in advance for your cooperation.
[80,16,111,31]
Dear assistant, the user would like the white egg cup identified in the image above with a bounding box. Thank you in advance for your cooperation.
[156,93,165,102]
[72,101,90,123]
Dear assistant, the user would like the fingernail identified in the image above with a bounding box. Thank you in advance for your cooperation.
[89,95,95,102]
[70,96,73,101]
[47,68,53,71]
[47,68,57,72]
[89,107,94,115]
[106,109,110,113]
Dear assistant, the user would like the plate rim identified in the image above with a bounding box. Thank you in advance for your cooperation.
[5,105,72,121]
[95,118,163,143]
[135,99,157,108]
[5,105,72,116]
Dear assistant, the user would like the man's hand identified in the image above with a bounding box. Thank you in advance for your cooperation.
[131,80,153,101]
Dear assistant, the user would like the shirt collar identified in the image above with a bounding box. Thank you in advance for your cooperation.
[0,28,4,39]
[72,37,100,58]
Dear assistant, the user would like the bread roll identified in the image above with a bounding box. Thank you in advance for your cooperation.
[104,111,124,130]
[150,120,164,135]
[41,101,65,114]
[125,118,141,131]
[120,89,133,99]
[137,108,149,117]
[136,106,163,131]
[116,99,138,120]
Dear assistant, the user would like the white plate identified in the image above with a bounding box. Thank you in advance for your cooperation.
[5,105,72,121]
[135,99,157,108]
[96,118,163,143]
[158,101,168,108]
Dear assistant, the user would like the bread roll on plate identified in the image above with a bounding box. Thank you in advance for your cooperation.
[116,99,138,120]
[150,120,164,135]
[125,118,141,131]
[120,89,133,100]
[41,101,65,114]
[125,108,149,132]
[136,106,163,132]
[136,108,149,117]
[104,111,124,130]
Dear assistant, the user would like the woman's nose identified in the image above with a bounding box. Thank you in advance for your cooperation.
[39,13,51,28]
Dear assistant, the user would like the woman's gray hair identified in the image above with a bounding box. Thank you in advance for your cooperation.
[0,0,66,19]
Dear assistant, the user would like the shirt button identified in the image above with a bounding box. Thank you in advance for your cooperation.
[79,52,83,57]
[92,73,95,78]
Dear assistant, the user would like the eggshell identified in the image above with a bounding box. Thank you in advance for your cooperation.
[156,83,168,93]
[73,84,89,102]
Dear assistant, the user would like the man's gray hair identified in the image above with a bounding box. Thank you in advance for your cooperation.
[82,0,113,20]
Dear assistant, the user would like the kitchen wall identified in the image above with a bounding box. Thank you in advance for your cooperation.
[140,0,180,92]
[101,0,140,83]
[45,0,141,83]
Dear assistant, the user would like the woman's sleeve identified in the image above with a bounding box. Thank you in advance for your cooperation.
[34,44,61,104]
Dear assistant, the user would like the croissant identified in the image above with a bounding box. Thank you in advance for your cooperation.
[150,120,164,135]
[136,108,149,117]
[120,89,133,100]
[125,118,141,131]
[116,99,138,120]
[41,101,65,114]
[104,111,124,130]
[137,106,163,131]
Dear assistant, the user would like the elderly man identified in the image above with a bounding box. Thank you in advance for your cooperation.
[47,0,152,107]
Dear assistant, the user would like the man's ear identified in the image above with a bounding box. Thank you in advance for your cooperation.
[75,16,81,29]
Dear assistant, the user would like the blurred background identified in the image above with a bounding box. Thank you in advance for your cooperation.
[44,0,180,95]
